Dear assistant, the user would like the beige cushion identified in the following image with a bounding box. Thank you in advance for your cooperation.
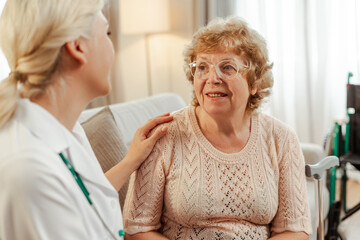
[301,142,325,165]
[81,106,129,210]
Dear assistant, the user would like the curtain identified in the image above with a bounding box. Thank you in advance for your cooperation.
[209,0,360,144]
[207,0,237,19]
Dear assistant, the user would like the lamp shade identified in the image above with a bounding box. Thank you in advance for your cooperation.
[120,0,170,34]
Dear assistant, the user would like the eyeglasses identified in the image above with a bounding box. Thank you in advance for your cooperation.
[189,60,248,80]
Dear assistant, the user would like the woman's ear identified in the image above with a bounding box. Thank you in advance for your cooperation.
[64,38,87,65]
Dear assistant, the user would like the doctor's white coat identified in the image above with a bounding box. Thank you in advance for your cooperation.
[0,99,124,240]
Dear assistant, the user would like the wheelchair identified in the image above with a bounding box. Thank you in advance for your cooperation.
[324,72,360,240]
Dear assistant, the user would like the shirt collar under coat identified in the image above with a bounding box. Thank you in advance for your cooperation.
[16,98,115,192]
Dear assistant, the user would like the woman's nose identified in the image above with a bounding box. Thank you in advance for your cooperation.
[207,66,221,84]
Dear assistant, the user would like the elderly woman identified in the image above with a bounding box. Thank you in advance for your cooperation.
[0,0,172,239]
[123,17,311,240]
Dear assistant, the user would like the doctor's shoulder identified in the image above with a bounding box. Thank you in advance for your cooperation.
[0,146,87,240]
[0,117,51,159]
[0,120,67,198]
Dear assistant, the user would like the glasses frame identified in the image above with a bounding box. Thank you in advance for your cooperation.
[188,59,248,80]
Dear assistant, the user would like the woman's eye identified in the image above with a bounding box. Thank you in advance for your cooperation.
[223,65,236,71]
[197,64,209,71]
[198,66,206,71]
[198,65,207,71]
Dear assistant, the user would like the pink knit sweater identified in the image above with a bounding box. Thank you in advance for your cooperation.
[123,106,312,239]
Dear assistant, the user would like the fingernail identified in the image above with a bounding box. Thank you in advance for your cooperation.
[162,127,167,132]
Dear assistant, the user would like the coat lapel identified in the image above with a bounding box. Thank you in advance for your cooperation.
[19,99,115,192]
[66,123,115,192]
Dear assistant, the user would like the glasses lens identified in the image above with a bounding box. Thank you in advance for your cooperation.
[217,60,239,78]
[197,61,210,77]
[190,61,210,78]
[190,60,244,80]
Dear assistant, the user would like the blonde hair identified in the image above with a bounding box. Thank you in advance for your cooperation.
[183,16,273,112]
[0,0,105,128]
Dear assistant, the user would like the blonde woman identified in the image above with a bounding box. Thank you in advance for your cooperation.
[0,0,172,239]
[124,17,311,240]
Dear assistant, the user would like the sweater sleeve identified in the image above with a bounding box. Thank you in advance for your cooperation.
[271,128,312,235]
[123,139,168,235]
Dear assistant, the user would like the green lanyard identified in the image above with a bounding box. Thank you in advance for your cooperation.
[59,153,92,205]
[58,153,125,238]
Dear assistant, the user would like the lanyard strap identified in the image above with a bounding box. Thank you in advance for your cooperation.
[59,153,92,205]
[58,152,125,238]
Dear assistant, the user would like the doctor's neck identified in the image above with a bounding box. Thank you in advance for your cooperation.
[28,74,92,132]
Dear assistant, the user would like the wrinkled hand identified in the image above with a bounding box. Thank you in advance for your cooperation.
[125,113,173,171]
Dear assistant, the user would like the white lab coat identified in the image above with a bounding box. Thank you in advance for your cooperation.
[0,99,124,240]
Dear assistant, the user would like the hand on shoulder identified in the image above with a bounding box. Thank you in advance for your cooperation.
[125,113,174,171]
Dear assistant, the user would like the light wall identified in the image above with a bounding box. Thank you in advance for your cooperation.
[111,0,198,104]
[0,0,203,103]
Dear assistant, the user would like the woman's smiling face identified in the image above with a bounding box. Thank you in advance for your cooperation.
[193,51,255,117]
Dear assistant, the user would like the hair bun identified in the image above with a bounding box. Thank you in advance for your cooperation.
[9,71,28,83]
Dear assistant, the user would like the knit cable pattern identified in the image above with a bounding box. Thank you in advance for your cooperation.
[123,106,312,239]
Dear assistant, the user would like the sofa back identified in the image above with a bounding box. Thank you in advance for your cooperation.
[79,93,187,146]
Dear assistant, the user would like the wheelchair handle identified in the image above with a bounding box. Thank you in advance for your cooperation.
[305,156,339,179]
